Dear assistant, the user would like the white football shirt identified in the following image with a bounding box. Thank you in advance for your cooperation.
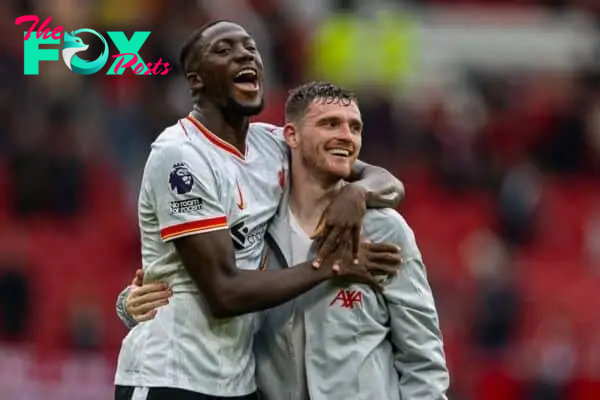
[114,114,288,396]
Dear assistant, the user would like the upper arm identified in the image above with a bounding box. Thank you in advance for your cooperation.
[148,141,238,314]
[370,212,449,397]
[350,159,393,182]
[348,159,369,181]
[149,142,228,241]
[349,160,404,207]
[174,230,239,315]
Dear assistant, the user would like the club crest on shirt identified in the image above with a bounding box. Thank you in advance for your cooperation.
[278,168,285,190]
[169,162,194,194]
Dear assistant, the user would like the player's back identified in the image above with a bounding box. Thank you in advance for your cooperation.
[115,116,288,396]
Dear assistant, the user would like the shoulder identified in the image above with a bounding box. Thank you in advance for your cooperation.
[146,120,218,180]
[151,120,215,163]
[152,120,192,147]
[362,208,420,258]
[249,122,283,137]
[363,208,411,237]
[249,122,287,152]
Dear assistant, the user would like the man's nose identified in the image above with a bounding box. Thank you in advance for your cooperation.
[234,46,254,63]
[336,123,354,140]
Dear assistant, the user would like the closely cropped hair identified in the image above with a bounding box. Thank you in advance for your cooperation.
[179,20,231,75]
[285,82,357,122]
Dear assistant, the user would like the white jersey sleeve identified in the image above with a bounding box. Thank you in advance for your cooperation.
[146,139,228,242]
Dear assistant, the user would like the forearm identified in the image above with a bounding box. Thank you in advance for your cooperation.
[395,330,449,400]
[116,286,138,329]
[393,311,449,399]
[349,161,404,208]
[216,261,331,317]
[183,253,332,319]
[397,360,449,400]
[389,258,449,398]
[176,231,336,318]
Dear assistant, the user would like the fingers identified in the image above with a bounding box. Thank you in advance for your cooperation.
[126,283,171,320]
[363,242,401,254]
[132,298,170,317]
[133,282,169,297]
[135,309,158,322]
[351,226,360,263]
[314,226,343,268]
[360,241,402,266]
[365,262,400,277]
[331,239,351,273]
[131,269,144,286]
[366,252,402,265]
[130,289,171,306]
[128,288,171,321]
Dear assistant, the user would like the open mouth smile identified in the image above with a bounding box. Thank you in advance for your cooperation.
[232,68,259,92]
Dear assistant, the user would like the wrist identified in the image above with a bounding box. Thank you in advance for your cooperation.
[308,259,335,280]
[345,182,369,203]
[116,286,138,328]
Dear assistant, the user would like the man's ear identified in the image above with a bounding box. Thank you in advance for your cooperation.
[283,122,299,149]
[186,72,203,92]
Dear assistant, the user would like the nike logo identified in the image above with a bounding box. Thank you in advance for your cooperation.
[236,181,246,210]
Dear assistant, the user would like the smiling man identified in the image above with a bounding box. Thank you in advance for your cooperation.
[113,21,405,400]
[254,82,449,400]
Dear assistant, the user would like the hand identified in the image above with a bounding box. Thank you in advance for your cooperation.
[125,269,172,322]
[312,183,367,269]
[328,240,402,291]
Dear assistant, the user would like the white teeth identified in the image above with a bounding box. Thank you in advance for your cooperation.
[235,69,256,78]
[328,149,350,156]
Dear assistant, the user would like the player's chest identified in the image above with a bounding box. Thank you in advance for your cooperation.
[298,282,388,324]
[221,156,286,210]
[218,156,288,247]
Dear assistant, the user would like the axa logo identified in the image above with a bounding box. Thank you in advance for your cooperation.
[329,288,363,309]
[230,220,267,251]
[15,15,172,75]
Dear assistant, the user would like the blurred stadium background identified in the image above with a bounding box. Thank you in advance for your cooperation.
[2,0,600,398]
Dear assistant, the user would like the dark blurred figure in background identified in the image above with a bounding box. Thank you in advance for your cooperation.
[0,258,30,342]
[69,296,104,352]
[8,105,84,219]
[464,231,521,355]
[526,317,576,400]
[498,161,542,248]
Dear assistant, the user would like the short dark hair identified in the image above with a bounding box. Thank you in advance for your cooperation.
[285,82,357,122]
[178,20,231,75]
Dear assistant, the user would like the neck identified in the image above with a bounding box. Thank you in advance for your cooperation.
[192,102,249,154]
[289,159,343,235]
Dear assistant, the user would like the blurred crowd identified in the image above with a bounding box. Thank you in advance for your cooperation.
[1,0,600,399]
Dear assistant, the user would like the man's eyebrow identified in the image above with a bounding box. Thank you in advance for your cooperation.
[210,35,254,46]
[349,117,363,127]
[316,116,341,123]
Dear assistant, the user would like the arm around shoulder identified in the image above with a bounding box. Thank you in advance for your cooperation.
[349,160,405,208]
[151,138,335,318]
[175,231,333,318]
